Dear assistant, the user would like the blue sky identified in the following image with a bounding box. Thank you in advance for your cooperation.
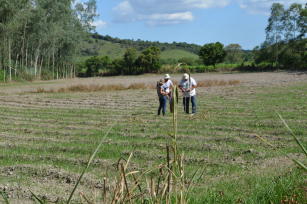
[90,0,305,50]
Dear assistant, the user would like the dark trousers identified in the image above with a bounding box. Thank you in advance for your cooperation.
[158,96,167,115]
[183,96,196,114]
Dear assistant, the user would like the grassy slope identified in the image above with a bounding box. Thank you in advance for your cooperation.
[161,49,199,60]
[97,40,126,59]
[81,39,198,61]
[0,79,306,203]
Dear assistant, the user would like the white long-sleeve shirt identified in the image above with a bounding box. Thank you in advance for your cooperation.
[180,77,197,97]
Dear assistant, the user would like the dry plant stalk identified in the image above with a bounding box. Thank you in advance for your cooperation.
[76,86,193,204]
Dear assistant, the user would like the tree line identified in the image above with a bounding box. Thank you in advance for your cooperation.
[91,33,202,55]
[0,0,97,82]
[79,46,161,76]
[79,42,242,76]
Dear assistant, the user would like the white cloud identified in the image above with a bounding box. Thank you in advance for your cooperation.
[113,1,136,22]
[146,12,194,25]
[237,0,307,15]
[91,20,107,28]
[113,0,230,25]
[184,0,230,9]
[112,0,306,25]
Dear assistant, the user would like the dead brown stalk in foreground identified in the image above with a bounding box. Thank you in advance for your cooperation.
[78,86,194,204]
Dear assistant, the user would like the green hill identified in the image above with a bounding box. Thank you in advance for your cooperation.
[97,41,126,59]
[80,34,201,61]
[80,34,252,64]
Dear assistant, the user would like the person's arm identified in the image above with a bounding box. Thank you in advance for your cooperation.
[191,79,197,89]
[179,81,185,92]
[160,87,167,96]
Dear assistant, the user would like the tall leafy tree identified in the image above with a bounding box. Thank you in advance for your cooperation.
[136,46,161,74]
[266,3,285,44]
[199,42,226,67]
[224,44,243,64]
[123,48,138,74]
[297,3,307,38]
[265,3,285,65]
[85,56,110,77]
[283,4,303,41]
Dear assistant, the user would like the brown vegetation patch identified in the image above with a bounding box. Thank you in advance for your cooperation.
[33,83,154,93]
[197,79,240,87]
[33,79,240,93]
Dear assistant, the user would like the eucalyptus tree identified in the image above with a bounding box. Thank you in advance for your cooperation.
[0,0,30,81]
[265,3,285,65]
[0,0,97,81]
[297,3,307,38]
[283,4,303,41]
[266,3,285,44]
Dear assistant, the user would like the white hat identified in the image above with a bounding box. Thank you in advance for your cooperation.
[164,74,171,79]
[183,73,189,80]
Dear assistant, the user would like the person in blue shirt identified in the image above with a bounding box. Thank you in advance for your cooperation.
[156,79,168,116]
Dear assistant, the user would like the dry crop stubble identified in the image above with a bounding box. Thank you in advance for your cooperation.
[0,73,307,203]
[32,79,241,94]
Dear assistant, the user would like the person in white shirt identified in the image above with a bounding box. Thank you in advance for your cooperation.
[161,74,174,112]
[162,74,173,95]
[179,73,197,114]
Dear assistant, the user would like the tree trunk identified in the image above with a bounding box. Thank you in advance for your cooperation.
[70,64,73,78]
[15,54,19,78]
[52,47,55,80]
[0,43,5,82]
[34,49,40,78]
[21,23,27,69]
[57,66,59,80]
[39,57,44,80]
[34,40,42,78]
[3,67,6,83]
[73,64,76,78]
[25,42,28,69]
[47,54,50,70]
[8,39,12,81]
